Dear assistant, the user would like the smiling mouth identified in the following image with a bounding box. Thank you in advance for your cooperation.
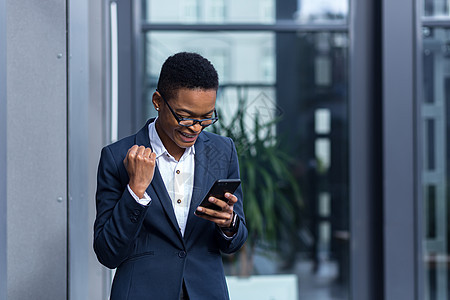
[179,131,197,139]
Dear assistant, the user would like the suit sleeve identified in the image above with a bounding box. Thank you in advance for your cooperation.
[93,146,150,269]
[215,138,248,254]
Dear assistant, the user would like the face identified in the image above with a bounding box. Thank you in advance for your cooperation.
[152,88,217,157]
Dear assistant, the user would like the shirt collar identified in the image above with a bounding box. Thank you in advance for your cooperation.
[148,118,195,160]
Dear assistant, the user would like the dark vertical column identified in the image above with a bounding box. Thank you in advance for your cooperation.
[117,0,135,137]
[275,0,305,195]
[275,1,313,270]
[276,0,296,20]
[133,0,145,131]
[350,0,383,299]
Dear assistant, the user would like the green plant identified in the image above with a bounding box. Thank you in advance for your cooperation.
[212,93,303,275]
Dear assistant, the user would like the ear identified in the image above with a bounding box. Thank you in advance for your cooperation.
[152,92,162,111]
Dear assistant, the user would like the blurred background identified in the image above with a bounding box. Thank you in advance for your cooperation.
[0,0,449,299]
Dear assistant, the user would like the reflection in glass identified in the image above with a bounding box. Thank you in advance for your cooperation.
[295,0,348,23]
[143,0,348,24]
[142,31,276,142]
[144,0,275,24]
[142,30,349,299]
[144,32,275,85]
[421,26,450,300]
[424,0,450,17]
[277,32,349,300]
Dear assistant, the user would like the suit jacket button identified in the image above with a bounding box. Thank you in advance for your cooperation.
[130,216,138,223]
[178,251,186,258]
[133,209,141,216]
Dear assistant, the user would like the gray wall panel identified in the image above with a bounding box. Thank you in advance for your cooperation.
[69,0,109,299]
[383,0,417,299]
[0,0,7,299]
[6,0,67,299]
[87,1,109,299]
[68,0,89,298]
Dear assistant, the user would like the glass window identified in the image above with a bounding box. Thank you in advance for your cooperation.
[143,0,348,24]
[295,1,348,23]
[144,32,275,85]
[142,31,276,121]
[144,0,275,24]
[424,0,450,16]
[141,2,350,299]
[421,26,450,300]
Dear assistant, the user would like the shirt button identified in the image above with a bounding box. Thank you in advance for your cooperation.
[177,199,182,204]
[176,170,180,174]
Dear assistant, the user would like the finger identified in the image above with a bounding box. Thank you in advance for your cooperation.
[146,151,156,163]
[149,152,156,160]
[124,145,138,165]
[128,145,139,158]
[144,148,156,162]
[207,196,231,211]
[204,197,234,216]
[224,193,238,204]
[144,153,156,165]
[195,207,231,224]
[197,214,230,228]
[136,146,146,158]
[143,147,152,158]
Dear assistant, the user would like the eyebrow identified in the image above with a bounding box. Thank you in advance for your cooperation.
[175,107,215,117]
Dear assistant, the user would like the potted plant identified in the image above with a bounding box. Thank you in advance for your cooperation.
[211,89,303,277]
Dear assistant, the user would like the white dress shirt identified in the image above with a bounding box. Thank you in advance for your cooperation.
[148,120,195,236]
[128,119,234,239]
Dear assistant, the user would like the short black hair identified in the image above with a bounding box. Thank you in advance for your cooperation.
[157,52,219,100]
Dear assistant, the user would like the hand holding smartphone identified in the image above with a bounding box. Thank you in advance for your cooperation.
[196,179,241,215]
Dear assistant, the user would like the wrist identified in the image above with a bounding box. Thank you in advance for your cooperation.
[221,212,239,233]
[128,182,147,199]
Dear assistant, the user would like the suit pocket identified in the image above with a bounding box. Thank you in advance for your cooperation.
[122,251,155,264]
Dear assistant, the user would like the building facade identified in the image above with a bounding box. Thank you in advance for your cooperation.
[0,0,448,299]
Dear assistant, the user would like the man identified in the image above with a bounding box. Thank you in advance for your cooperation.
[94,52,248,299]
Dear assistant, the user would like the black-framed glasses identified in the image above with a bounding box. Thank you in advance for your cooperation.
[156,89,219,127]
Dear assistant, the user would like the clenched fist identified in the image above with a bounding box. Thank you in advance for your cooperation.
[123,145,156,198]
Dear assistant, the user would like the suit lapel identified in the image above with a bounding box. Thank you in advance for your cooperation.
[135,119,183,240]
[184,134,211,241]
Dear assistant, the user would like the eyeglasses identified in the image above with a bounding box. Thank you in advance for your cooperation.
[156,89,219,128]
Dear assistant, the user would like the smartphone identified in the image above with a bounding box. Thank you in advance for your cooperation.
[196,179,241,215]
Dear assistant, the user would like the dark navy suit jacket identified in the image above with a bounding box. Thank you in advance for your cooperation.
[94,119,248,299]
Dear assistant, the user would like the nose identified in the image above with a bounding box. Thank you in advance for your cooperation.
[190,122,203,132]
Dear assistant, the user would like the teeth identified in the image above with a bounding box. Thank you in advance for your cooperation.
[180,132,195,138]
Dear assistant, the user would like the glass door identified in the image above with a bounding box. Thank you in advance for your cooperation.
[139,1,350,299]
[421,1,450,299]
